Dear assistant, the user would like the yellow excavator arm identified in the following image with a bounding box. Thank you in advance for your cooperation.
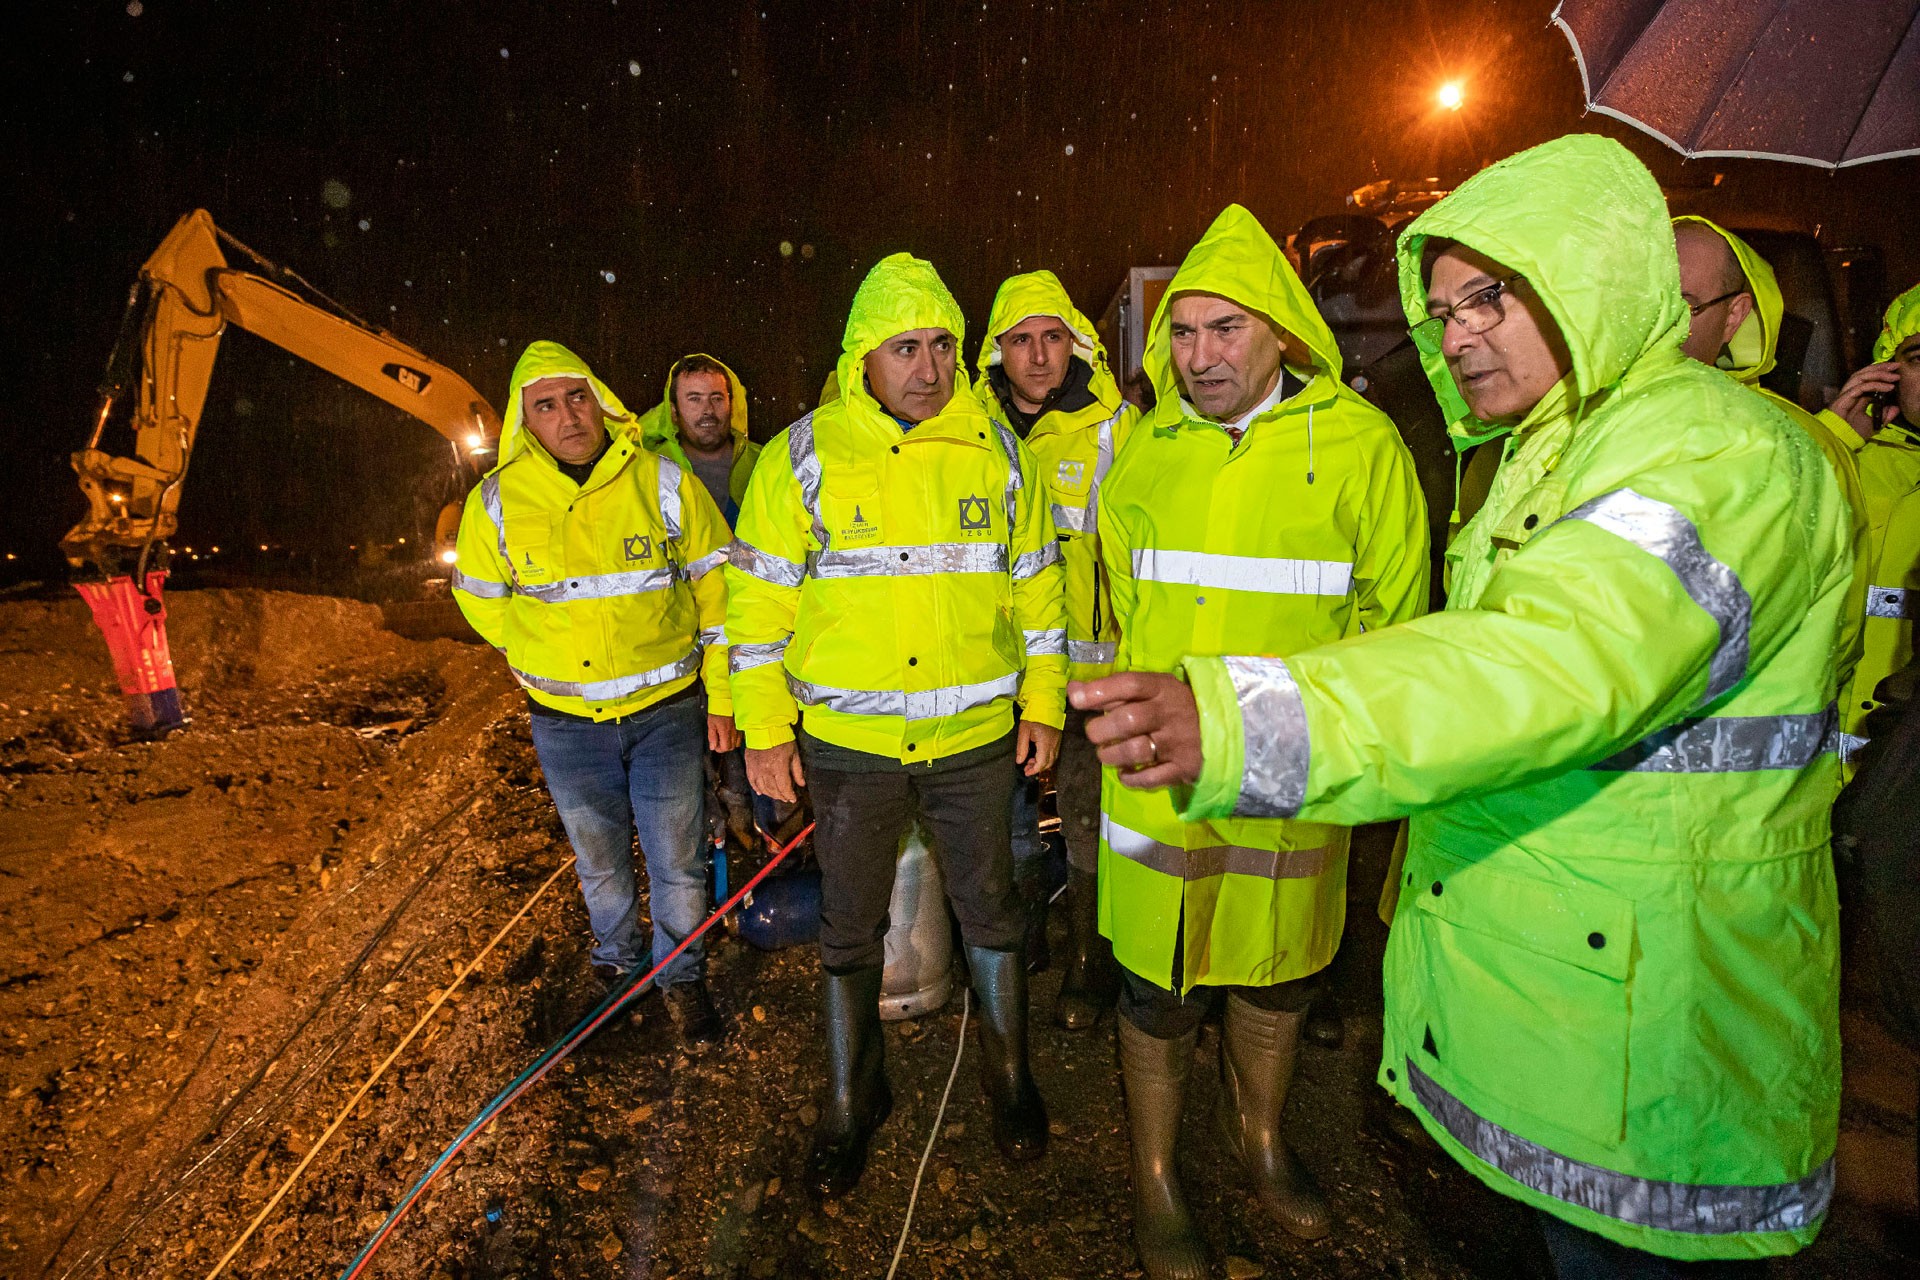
[63,209,501,572]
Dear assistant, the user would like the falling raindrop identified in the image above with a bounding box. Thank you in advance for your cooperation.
[499,48,510,59]
[357,218,371,231]
[125,0,143,15]
[1064,144,1075,156]
[122,71,134,83]
[601,270,617,283]
[779,241,794,257]
[322,179,352,209]
[628,60,641,76]
[800,244,815,261]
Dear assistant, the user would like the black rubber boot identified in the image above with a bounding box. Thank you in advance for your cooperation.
[1118,1017,1208,1280]
[966,944,1049,1163]
[1218,993,1332,1240]
[805,965,891,1199]
[1301,986,1345,1049]
[1054,867,1118,1030]
[1016,863,1052,974]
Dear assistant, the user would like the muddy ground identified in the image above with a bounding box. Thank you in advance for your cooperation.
[0,587,1914,1279]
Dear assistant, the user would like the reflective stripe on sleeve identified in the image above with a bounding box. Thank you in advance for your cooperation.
[1133,548,1353,597]
[686,548,729,580]
[1220,655,1311,819]
[1557,489,1751,702]
[1013,541,1063,579]
[656,455,684,541]
[699,625,727,648]
[1407,1061,1832,1236]
[1590,708,1836,773]
[1833,730,1869,763]
[480,474,508,565]
[1049,502,1089,534]
[510,649,701,702]
[1023,628,1067,657]
[1100,813,1328,881]
[1866,585,1914,620]
[785,671,1019,720]
[993,421,1025,528]
[451,567,510,599]
[729,637,790,674]
[1067,639,1117,665]
[788,411,829,550]
[727,538,806,588]
[512,567,678,603]
[808,542,1008,578]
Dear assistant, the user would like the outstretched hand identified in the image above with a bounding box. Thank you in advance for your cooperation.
[1068,672,1203,790]
[1015,719,1062,776]
[746,740,807,803]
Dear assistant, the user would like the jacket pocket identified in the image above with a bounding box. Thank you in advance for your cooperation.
[1408,853,1634,1149]
[502,513,553,584]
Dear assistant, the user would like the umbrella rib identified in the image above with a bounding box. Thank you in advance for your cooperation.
[1684,0,1796,155]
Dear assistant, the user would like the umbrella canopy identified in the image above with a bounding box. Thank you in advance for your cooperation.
[1552,0,1920,168]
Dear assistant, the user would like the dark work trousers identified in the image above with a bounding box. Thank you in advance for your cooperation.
[800,729,1023,973]
[1055,709,1102,875]
[1537,1210,1768,1279]
[1119,923,1320,1039]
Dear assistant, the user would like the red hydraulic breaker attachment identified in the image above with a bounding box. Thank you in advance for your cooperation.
[75,571,188,737]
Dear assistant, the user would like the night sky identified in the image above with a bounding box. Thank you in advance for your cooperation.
[5,0,1915,579]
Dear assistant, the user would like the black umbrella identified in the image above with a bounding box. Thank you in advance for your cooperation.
[1551,0,1920,167]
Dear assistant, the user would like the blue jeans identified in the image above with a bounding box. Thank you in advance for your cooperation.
[528,693,709,986]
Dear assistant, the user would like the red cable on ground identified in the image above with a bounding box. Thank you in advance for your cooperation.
[338,821,813,1279]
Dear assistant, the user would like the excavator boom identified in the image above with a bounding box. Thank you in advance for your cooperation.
[63,209,500,571]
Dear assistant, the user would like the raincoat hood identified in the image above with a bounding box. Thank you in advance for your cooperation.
[1673,216,1781,385]
[976,270,1123,406]
[638,353,750,455]
[1397,134,1689,435]
[837,252,972,418]
[1143,204,1343,414]
[1874,281,1920,363]
[497,340,635,468]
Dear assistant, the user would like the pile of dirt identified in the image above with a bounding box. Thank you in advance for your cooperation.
[0,588,1911,1280]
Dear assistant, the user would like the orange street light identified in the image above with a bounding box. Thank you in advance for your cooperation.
[1438,81,1465,111]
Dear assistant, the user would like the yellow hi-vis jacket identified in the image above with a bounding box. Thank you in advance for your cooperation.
[1674,218,1868,693]
[1822,282,1920,766]
[977,270,1140,683]
[1098,204,1431,991]
[725,253,1068,761]
[452,341,733,720]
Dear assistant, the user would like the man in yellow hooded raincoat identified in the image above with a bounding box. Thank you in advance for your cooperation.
[1821,282,1920,769]
[726,253,1067,1198]
[452,341,736,1048]
[1077,135,1851,1277]
[638,353,763,526]
[1095,205,1429,1275]
[1672,217,1868,695]
[976,269,1140,1027]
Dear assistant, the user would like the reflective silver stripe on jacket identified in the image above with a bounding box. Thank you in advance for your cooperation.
[1014,541,1063,580]
[729,637,790,674]
[1833,730,1870,763]
[1590,708,1836,773]
[1222,655,1311,819]
[727,538,806,588]
[1023,628,1067,657]
[450,567,510,599]
[807,542,1009,579]
[699,625,727,648]
[511,649,701,702]
[1101,813,1328,881]
[480,474,509,565]
[1133,548,1354,598]
[786,671,1020,720]
[1050,502,1088,533]
[686,548,728,580]
[657,455,684,540]
[512,567,678,604]
[1866,585,1914,620]
[1407,1061,1832,1236]
[787,411,829,550]
[1557,489,1751,703]
[1068,639,1117,665]
[993,421,1025,528]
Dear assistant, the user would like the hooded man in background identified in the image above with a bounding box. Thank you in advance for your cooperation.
[1094,205,1429,1277]
[452,341,737,1048]
[1077,135,1851,1277]
[1821,282,1920,770]
[726,253,1067,1198]
[977,269,1140,1026]
[640,353,762,526]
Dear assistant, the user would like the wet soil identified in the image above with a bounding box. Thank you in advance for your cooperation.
[0,588,1911,1279]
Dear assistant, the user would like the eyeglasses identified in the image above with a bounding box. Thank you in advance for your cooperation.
[1410,274,1525,354]
[1685,287,1748,317]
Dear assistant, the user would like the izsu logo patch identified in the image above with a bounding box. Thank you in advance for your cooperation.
[1056,459,1087,489]
[958,495,992,531]
[623,534,653,561]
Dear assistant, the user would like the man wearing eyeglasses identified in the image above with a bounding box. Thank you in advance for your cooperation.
[1073,136,1851,1276]
[1671,217,1868,705]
